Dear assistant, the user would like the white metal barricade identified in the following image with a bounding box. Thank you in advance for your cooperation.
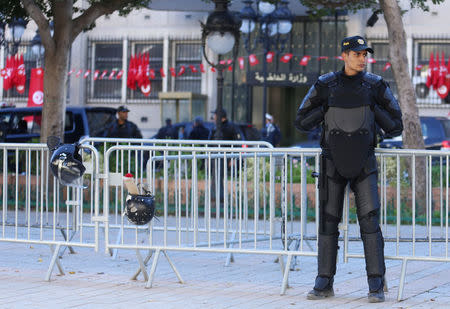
[0,143,101,280]
[79,137,273,258]
[342,148,450,301]
[102,145,318,293]
[3,140,449,300]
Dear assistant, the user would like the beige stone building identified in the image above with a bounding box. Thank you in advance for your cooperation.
[1,0,450,142]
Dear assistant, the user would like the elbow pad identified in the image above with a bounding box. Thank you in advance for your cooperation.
[379,82,402,116]
[374,105,396,132]
[295,83,325,131]
[374,105,403,137]
[296,107,324,131]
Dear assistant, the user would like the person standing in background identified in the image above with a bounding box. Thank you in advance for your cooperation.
[261,113,281,146]
[156,118,177,139]
[104,105,142,138]
[189,116,210,140]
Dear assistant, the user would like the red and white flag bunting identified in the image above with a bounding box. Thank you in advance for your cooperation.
[108,70,116,80]
[382,62,391,72]
[178,65,186,76]
[189,65,198,73]
[238,57,245,70]
[280,53,293,63]
[39,52,450,90]
[249,54,259,66]
[116,70,124,79]
[299,56,311,66]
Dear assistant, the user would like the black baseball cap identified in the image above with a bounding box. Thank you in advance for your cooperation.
[117,105,130,112]
[341,36,374,54]
[211,108,227,118]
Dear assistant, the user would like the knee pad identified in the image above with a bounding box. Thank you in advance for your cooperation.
[359,209,380,234]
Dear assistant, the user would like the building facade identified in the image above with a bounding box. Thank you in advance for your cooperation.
[1,1,450,142]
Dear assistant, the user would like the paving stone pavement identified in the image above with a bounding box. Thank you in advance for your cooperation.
[1,236,450,309]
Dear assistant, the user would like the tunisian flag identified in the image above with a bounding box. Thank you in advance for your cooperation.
[266,51,275,63]
[2,56,14,90]
[446,56,450,94]
[299,55,311,66]
[432,53,440,88]
[437,52,449,99]
[249,54,259,66]
[28,68,44,107]
[280,53,293,63]
[426,52,434,88]
[15,54,26,94]
[127,55,137,90]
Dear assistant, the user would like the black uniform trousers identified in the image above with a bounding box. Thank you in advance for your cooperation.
[318,156,385,279]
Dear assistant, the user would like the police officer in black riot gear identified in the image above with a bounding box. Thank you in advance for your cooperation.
[295,36,403,303]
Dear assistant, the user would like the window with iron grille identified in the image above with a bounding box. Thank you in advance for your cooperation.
[414,41,450,104]
[368,42,397,96]
[128,42,163,100]
[172,42,202,93]
[415,42,450,71]
[88,42,122,100]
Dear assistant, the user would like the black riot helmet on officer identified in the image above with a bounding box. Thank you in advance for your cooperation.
[295,35,403,303]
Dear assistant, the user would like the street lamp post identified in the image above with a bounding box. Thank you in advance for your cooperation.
[31,21,53,67]
[9,18,27,55]
[201,0,241,140]
[239,0,293,126]
[31,31,45,67]
[0,19,5,48]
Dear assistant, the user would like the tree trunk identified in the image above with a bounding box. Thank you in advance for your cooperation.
[41,46,70,143]
[40,1,73,143]
[379,0,424,150]
[379,0,426,214]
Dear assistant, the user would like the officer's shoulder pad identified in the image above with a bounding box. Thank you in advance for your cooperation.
[318,72,337,84]
[362,72,382,85]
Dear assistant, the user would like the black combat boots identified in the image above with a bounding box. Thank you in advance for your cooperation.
[307,276,335,300]
[367,276,385,303]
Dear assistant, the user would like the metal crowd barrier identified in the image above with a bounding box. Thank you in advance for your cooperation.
[2,139,450,301]
[0,143,101,281]
[102,144,450,300]
[343,148,450,301]
[102,145,318,293]
[79,137,273,259]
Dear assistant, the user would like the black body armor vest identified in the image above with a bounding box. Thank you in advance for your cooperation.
[321,71,379,179]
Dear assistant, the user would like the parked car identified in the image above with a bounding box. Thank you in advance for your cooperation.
[153,121,261,141]
[0,106,117,143]
[380,116,450,150]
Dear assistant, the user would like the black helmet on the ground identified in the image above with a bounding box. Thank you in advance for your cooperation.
[47,136,86,187]
[125,194,155,225]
